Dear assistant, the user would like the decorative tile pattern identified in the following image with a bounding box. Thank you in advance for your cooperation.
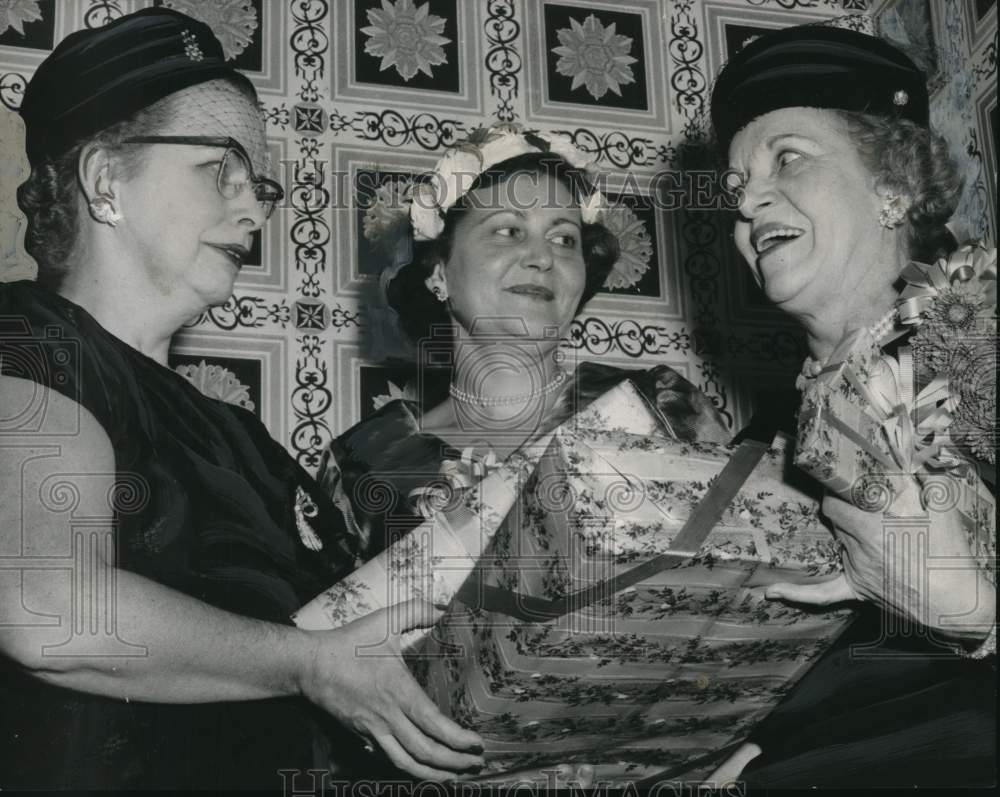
[0,69,26,110]
[484,0,520,120]
[703,0,831,83]
[524,1,673,135]
[0,0,54,50]
[333,0,482,113]
[331,146,438,297]
[1,0,992,465]
[83,0,126,29]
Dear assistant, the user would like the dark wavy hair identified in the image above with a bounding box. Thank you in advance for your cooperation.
[833,110,963,263]
[17,73,257,290]
[385,151,619,343]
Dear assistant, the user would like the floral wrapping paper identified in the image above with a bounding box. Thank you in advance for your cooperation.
[406,419,851,784]
[794,326,996,586]
[292,380,662,635]
[795,328,899,503]
[296,381,853,783]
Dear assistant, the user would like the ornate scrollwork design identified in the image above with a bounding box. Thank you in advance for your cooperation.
[745,0,821,8]
[485,0,521,121]
[698,359,733,430]
[553,128,676,168]
[348,110,466,150]
[264,103,291,130]
[330,303,362,330]
[288,151,332,299]
[667,1,707,135]
[291,335,333,472]
[0,72,27,111]
[84,0,124,29]
[972,39,996,88]
[567,318,691,358]
[184,295,289,331]
[681,210,723,327]
[290,0,330,103]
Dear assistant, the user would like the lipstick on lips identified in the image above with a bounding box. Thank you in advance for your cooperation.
[751,222,804,255]
[505,284,555,301]
[209,243,251,268]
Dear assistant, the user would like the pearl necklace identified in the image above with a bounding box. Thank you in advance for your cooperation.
[449,369,567,408]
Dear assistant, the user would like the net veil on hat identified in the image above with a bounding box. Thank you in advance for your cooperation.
[20,7,240,165]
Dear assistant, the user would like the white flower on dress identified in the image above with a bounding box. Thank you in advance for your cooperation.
[361,0,451,82]
[600,204,653,290]
[552,14,638,101]
[161,0,258,61]
[0,0,42,36]
[175,360,256,411]
[408,447,499,519]
[371,380,417,411]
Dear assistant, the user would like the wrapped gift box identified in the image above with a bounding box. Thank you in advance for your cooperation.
[296,381,853,783]
[293,379,668,633]
[392,386,852,784]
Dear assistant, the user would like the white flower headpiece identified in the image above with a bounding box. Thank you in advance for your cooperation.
[364,123,608,245]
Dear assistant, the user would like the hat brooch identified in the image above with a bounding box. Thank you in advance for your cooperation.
[181,30,204,62]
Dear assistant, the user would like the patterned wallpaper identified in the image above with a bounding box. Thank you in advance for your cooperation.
[1,0,996,475]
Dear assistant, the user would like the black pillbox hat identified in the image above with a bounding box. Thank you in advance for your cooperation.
[711,25,930,155]
[20,8,235,165]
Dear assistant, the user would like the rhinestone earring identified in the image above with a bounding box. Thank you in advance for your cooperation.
[89,195,122,227]
[878,193,907,229]
[432,285,448,302]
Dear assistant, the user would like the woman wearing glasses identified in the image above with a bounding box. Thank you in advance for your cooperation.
[0,9,482,789]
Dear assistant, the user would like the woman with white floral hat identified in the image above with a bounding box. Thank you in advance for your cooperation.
[321,124,729,563]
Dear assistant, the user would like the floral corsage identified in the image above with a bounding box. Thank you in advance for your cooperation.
[897,241,996,466]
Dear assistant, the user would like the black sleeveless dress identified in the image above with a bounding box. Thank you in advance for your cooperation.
[0,280,361,789]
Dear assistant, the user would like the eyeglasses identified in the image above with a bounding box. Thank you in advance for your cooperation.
[122,135,284,219]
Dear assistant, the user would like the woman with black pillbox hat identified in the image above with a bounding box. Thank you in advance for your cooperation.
[0,8,484,788]
[707,23,995,788]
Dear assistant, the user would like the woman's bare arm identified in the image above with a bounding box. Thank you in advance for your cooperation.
[0,375,483,778]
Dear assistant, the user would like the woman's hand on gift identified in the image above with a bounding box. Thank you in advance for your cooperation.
[765,478,996,643]
[297,599,484,780]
